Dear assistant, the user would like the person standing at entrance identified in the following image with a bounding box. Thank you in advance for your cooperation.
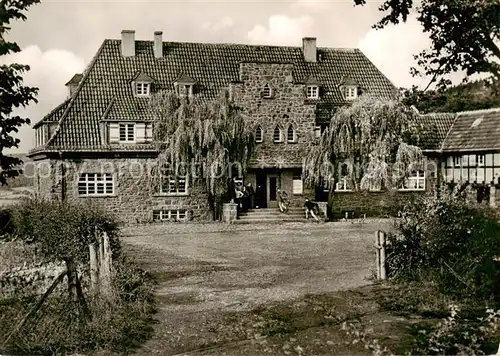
[246,182,255,209]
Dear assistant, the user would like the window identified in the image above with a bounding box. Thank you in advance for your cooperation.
[119,123,135,142]
[78,173,114,196]
[273,126,282,143]
[255,125,263,143]
[399,170,425,191]
[306,85,319,99]
[263,84,272,98]
[477,154,485,166]
[177,84,193,98]
[336,177,352,191]
[287,124,296,143]
[314,126,321,138]
[293,176,303,195]
[153,209,187,221]
[453,156,461,167]
[136,82,150,97]
[345,86,358,100]
[160,166,188,195]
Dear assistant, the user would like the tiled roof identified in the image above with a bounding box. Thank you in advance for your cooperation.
[33,99,71,129]
[442,108,500,151]
[33,38,397,152]
[418,112,456,150]
[65,73,83,86]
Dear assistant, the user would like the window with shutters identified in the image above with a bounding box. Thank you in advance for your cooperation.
[119,123,135,142]
[78,173,114,196]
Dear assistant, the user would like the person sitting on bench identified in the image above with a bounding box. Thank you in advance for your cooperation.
[304,198,320,221]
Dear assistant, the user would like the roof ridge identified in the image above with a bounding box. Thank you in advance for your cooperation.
[33,98,70,129]
[45,40,107,149]
[106,38,360,51]
[455,107,500,115]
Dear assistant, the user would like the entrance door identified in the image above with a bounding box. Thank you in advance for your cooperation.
[255,171,267,208]
[268,175,278,208]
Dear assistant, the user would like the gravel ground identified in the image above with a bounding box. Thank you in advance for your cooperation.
[120,220,392,355]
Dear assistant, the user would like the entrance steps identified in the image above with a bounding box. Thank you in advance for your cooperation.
[235,207,308,224]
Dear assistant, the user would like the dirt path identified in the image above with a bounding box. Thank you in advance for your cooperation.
[121,221,390,355]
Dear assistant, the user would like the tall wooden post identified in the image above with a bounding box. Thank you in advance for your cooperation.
[99,231,112,297]
[375,231,387,280]
[89,242,98,294]
[490,183,496,208]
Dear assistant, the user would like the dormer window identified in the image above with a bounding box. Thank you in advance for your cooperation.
[136,82,150,97]
[306,85,319,99]
[345,86,358,100]
[174,74,196,99]
[263,84,272,98]
[119,123,135,142]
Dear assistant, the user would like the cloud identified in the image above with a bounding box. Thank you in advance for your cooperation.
[247,14,314,46]
[202,16,235,32]
[290,0,331,12]
[1,45,85,153]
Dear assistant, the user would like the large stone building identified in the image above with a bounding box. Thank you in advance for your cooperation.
[28,30,399,222]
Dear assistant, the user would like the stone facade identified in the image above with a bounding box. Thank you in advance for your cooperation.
[232,63,317,168]
[33,157,211,223]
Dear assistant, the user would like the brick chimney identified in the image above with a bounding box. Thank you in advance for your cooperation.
[154,31,163,58]
[302,37,317,63]
[121,30,135,57]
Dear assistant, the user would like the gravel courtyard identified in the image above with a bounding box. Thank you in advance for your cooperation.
[121,221,391,355]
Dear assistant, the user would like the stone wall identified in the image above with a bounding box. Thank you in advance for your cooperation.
[232,63,317,168]
[32,157,212,223]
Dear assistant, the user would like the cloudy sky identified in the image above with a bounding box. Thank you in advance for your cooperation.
[5,0,445,153]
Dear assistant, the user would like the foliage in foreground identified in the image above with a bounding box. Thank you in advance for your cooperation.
[0,199,156,355]
[0,256,156,355]
[387,184,500,300]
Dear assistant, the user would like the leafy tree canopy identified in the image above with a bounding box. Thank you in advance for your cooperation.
[303,96,424,191]
[354,0,500,89]
[402,79,500,114]
[149,89,255,219]
[0,0,39,185]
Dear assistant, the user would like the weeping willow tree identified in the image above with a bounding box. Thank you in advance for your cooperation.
[304,95,425,192]
[148,89,255,220]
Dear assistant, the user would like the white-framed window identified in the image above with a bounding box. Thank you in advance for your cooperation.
[273,125,282,143]
[160,165,188,195]
[336,177,352,191]
[78,173,114,196]
[314,126,322,138]
[177,84,193,98]
[306,85,319,99]
[119,123,135,142]
[345,86,358,100]
[399,170,425,191]
[136,82,150,97]
[293,176,303,195]
[287,124,296,143]
[255,125,263,143]
[263,84,272,98]
[153,209,187,221]
[453,156,461,167]
[477,154,485,166]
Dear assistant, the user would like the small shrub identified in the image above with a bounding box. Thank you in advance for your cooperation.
[387,184,500,300]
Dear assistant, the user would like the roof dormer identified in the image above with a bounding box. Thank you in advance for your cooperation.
[65,73,83,98]
[174,74,196,98]
[305,75,322,100]
[339,77,359,101]
[132,71,154,98]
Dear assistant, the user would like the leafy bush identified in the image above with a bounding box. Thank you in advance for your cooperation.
[387,184,500,300]
[413,305,500,355]
[0,256,156,355]
[10,198,121,263]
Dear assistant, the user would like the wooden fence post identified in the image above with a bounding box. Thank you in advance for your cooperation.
[99,231,112,298]
[375,231,387,280]
[89,242,98,294]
